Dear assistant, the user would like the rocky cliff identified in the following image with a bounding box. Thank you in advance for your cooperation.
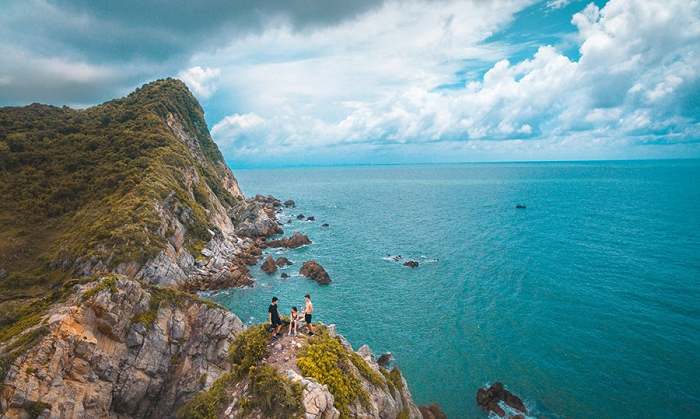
[0,81,443,419]
[1,275,427,419]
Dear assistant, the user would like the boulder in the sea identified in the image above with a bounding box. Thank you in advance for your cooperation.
[299,260,332,285]
[377,353,392,367]
[322,223,329,227]
[297,214,305,220]
[275,257,293,267]
[476,382,526,417]
[284,200,296,207]
[261,256,278,274]
[268,232,312,249]
[418,403,447,419]
[516,204,526,209]
[403,261,419,268]
[307,216,315,221]
[280,273,290,279]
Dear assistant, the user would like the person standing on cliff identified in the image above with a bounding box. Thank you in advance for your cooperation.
[269,297,283,340]
[304,294,314,336]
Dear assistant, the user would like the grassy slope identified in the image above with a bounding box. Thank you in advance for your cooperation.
[0,78,240,302]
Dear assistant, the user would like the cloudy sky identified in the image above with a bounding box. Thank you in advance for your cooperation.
[1,0,699,167]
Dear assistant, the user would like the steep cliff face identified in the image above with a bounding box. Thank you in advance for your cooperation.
[0,275,244,418]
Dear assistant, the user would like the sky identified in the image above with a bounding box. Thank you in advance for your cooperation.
[1,0,699,167]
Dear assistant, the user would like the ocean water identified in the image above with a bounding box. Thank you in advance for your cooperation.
[207,160,700,419]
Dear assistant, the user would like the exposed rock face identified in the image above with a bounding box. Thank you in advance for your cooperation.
[268,232,312,249]
[418,403,447,419]
[231,199,283,238]
[299,261,332,285]
[403,261,419,268]
[287,371,340,419]
[476,382,526,417]
[353,343,423,419]
[0,275,244,418]
[261,256,278,275]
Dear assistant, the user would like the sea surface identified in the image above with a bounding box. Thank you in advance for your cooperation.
[206,160,700,419]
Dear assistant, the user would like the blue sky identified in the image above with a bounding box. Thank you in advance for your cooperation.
[1,0,698,168]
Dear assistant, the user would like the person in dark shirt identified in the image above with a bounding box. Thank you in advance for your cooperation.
[268,296,283,340]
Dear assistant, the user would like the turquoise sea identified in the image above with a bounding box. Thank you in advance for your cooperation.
[207,160,700,418]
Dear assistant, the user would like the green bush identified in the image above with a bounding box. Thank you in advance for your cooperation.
[249,364,304,419]
[296,331,370,419]
[176,372,238,419]
[228,324,268,377]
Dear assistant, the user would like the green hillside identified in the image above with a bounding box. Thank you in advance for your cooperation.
[0,79,241,302]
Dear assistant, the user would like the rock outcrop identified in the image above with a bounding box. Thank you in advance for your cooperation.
[418,403,447,419]
[476,382,527,418]
[284,200,296,207]
[0,275,244,418]
[231,199,283,239]
[268,232,312,249]
[403,261,419,268]
[299,261,332,285]
[261,256,278,274]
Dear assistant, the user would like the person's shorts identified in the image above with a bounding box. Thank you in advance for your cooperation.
[271,317,282,327]
[290,320,297,328]
[304,313,312,324]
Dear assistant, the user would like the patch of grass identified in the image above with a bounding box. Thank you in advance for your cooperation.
[349,352,385,389]
[130,280,224,328]
[380,367,410,418]
[228,324,268,377]
[296,330,370,419]
[0,326,50,387]
[81,273,119,300]
[176,372,238,419]
[26,401,52,419]
[248,364,304,419]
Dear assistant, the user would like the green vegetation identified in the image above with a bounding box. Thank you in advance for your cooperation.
[176,372,238,419]
[349,352,385,389]
[81,273,119,300]
[228,324,269,377]
[380,367,410,418]
[26,401,52,418]
[296,330,371,419]
[0,326,50,386]
[0,78,241,302]
[129,280,223,328]
[178,324,304,419]
[248,364,304,419]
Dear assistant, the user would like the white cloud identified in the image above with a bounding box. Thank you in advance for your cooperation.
[546,0,572,10]
[209,0,700,164]
[177,66,221,99]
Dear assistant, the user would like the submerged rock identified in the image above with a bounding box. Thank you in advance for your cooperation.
[281,273,290,279]
[261,256,278,274]
[307,216,315,221]
[275,256,293,267]
[476,382,526,417]
[297,214,305,220]
[322,223,329,227]
[299,261,332,285]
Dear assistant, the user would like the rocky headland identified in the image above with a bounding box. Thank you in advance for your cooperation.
[0,80,451,419]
